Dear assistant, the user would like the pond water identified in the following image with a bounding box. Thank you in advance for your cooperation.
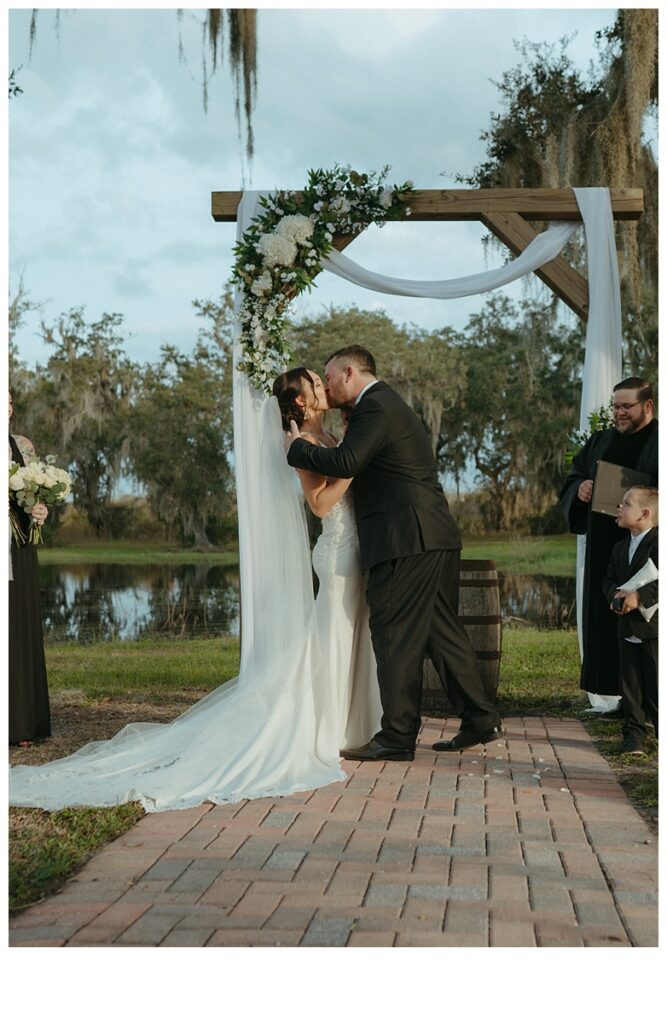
[39,562,577,643]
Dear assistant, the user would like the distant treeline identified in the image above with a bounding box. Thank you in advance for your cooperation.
[9,283,657,545]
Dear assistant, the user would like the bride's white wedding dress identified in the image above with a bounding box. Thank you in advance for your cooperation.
[9,490,382,813]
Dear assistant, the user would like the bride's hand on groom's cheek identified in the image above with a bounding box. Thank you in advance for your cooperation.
[284,419,301,452]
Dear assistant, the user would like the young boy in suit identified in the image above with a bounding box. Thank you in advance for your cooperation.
[602,486,658,753]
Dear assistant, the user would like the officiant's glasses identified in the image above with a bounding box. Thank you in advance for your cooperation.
[612,401,643,412]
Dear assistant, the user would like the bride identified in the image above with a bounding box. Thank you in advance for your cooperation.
[9,368,381,813]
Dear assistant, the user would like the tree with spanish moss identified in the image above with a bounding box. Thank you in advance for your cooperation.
[460,9,658,380]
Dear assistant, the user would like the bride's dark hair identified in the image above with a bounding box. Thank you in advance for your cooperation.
[272,367,315,430]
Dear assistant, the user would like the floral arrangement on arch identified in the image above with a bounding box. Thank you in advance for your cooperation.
[232,165,415,392]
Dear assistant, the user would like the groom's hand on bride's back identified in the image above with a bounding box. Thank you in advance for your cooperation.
[284,419,302,453]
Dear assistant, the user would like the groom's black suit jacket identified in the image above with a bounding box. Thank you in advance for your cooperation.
[287,381,461,571]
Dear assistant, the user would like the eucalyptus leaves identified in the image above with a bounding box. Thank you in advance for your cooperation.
[232,165,415,392]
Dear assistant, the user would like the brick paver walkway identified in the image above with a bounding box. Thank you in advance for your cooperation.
[9,716,658,947]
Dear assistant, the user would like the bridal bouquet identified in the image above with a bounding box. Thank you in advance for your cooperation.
[9,455,72,544]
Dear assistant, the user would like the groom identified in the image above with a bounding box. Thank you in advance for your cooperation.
[285,345,501,760]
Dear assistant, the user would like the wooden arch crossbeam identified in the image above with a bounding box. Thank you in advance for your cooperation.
[211,187,643,322]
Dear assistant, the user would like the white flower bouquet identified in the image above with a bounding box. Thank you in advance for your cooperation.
[9,455,72,544]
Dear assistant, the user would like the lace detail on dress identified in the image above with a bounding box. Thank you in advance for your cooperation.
[321,489,357,545]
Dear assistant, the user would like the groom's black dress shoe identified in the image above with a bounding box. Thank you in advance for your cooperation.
[432,725,503,751]
[340,739,415,762]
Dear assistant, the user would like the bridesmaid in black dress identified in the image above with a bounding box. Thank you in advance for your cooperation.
[9,392,51,744]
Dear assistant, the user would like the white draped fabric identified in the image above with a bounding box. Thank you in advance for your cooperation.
[573,189,623,710]
[324,221,578,297]
[232,193,316,677]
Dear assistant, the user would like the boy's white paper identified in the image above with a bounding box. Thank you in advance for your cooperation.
[619,557,658,622]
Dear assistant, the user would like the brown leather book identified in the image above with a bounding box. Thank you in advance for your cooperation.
[591,460,653,517]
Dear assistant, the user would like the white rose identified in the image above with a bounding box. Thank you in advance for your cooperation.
[24,463,47,486]
[379,188,394,209]
[9,470,24,491]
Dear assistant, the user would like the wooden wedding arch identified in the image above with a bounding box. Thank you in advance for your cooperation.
[212,187,643,323]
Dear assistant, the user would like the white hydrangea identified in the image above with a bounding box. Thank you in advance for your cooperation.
[250,270,273,297]
[257,232,297,268]
[275,213,314,245]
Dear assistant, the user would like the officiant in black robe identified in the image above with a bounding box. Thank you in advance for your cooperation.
[559,378,658,698]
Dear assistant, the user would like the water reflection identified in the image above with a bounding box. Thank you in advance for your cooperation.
[40,563,240,643]
[500,572,576,629]
[39,563,576,643]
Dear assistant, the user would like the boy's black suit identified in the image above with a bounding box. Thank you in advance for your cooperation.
[602,527,658,742]
[287,381,499,750]
[602,528,658,640]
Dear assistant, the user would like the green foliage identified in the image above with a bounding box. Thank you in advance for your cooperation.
[459,13,658,358]
[289,296,585,531]
[12,286,589,539]
[18,308,136,536]
[563,401,614,466]
[10,803,144,912]
[128,291,235,547]
[461,37,601,189]
[447,296,584,529]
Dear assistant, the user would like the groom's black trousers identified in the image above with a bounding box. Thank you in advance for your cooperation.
[365,548,499,750]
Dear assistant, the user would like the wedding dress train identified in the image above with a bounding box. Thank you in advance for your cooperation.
[9,491,382,812]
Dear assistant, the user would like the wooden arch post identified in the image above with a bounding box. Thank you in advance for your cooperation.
[212,187,643,322]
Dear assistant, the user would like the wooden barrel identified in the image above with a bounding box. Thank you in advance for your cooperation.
[422,558,502,717]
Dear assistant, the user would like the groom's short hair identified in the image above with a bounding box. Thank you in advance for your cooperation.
[326,345,376,375]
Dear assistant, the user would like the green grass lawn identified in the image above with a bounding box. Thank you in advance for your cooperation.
[462,533,576,576]
[38,533,577,575]
[47,636,241,699]
[38,542,240,565]
[9,627,656,913]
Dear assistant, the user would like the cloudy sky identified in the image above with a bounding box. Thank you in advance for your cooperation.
[8,3,625,370]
